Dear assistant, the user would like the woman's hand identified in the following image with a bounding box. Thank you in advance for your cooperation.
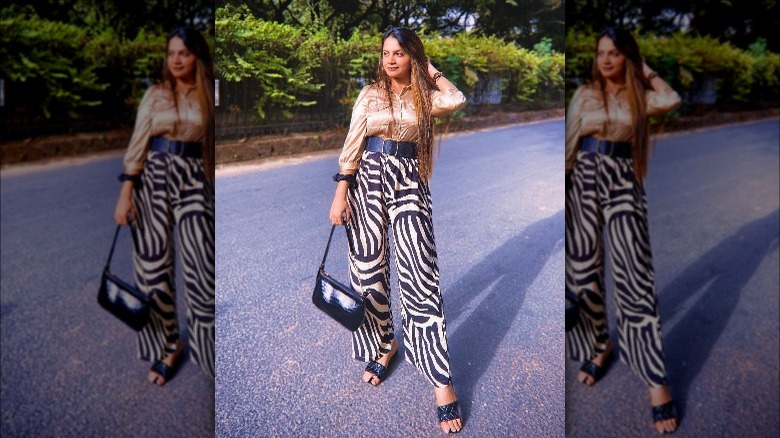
[114,182,136,225]
[329,180,351,225]
[427,59,439,78]
[642,60,654,78]
[329,196,350,225]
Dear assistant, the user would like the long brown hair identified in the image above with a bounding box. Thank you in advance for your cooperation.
[162,27,215,183]
[375,27,439,181]
[590,27,653,181]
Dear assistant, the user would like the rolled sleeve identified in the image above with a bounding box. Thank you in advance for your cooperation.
[337,85,372,173]
[123,87,156,172]
[646,88,681,117]
[431,87,466,117]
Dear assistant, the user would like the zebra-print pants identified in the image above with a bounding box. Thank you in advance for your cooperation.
[131,150,215,379]
[345,150,452,388]
[566,150,667,387]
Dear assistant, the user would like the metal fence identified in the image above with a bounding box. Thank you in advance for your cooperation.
[215,74,563,140]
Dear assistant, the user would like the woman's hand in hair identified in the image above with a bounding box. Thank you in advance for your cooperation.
[427,59,439,78]
[642,60,655,78]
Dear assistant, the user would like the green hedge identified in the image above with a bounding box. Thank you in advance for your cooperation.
[1,5,168,121]
[565,30,780,110]
[216,5,564,121]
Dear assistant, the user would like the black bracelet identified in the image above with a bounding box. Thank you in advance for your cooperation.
[118,173,140,183]
[332,173,357,189]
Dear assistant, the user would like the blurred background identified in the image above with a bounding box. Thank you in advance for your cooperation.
[564,1,779,437]
[1,2,216,437]
[1,0,214,163]
[565,0,779,119]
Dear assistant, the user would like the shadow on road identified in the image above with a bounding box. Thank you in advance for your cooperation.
[660,209,780,415]
[444,210,564,419]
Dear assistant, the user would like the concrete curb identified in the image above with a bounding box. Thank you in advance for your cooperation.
[2,108,777,168]
[214,108,566,165]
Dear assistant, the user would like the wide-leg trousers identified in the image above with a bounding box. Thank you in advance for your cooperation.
[566,150,668,387]
[131,150,216,379]
[345,150,452,388]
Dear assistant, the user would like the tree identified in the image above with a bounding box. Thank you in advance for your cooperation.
[218,0,564,50]
[567,0,778,52]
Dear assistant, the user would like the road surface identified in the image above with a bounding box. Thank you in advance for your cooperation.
[214,120,567,436]
[565,119,780,437]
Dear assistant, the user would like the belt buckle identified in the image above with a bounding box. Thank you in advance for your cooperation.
[601,140,614,156]
[385,139,398,155]
[160,138,174,154]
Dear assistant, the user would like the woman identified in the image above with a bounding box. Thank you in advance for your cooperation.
[565,27,681,434]
[328,27,466,433]
[114,27,215,386]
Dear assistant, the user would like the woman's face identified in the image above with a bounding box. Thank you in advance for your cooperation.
[167,36,197,82]
[382,36,411,82]
[596,36,626,82]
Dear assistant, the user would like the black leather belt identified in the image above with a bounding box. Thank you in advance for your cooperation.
[579,136,632,159]
[365,136,417,158]
[150,136,202,158]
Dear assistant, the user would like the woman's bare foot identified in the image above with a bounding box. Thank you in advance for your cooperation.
[362,340,398,386]
[148,340,183,386]
[577,339,612,386]
[650,384,678,433]
[434,383,462,433]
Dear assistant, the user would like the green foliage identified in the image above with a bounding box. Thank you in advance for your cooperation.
[426,32,543,103]
[565,30,780,108]
[2,5,106,118]
[1,4,172,121]
[216,5,324,118]
[216,7,565,120]
[223,0,564,51]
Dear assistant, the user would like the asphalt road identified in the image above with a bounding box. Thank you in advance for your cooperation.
[214,120,566,436]
[1,154,215,436]
[5,117,770,437]
[565,119,780,437]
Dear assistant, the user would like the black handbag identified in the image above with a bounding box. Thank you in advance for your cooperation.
[565,286,580,332]
[312,224,367,331]
[97,225,150,331]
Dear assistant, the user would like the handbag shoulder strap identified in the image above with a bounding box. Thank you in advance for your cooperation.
[319,224,367,297]
[103,225,122,271]
[319,224,337,271]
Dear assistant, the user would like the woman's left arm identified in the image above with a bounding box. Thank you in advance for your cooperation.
[428,61,467,116]
[643,61,682,117]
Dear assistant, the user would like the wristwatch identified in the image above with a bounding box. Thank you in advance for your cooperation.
[332,173,357,189]
[118,173,140,183]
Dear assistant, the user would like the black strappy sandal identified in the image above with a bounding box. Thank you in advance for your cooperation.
[579,342,612,385]
[150,361,176,386]
[579,360,606,385]
[652,400,678,434]
[437,400,462,434]
[364,355,396,386]
[364,342,397,386]
[149,343,183,387]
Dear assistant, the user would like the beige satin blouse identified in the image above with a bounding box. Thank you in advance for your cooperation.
[123,83,205,172]
[565,84,681,170]
[338,83,467,172]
